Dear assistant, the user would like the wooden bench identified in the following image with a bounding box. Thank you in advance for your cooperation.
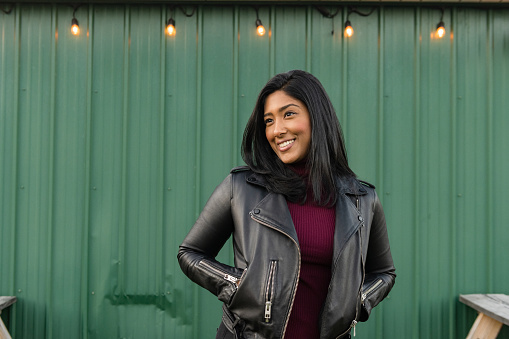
[0,297,16,339]
[460,294,509,339]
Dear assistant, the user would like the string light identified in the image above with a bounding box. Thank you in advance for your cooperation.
[256,19,265,36]
[343,7,376,38]
[435,8,446,39]
[164,6,196,37]
[344,20,354,38]
[71,17,80,35]
[166,18,176,36]
[71,5,80,36]
[436,21,445,38]
[254,6,265,36]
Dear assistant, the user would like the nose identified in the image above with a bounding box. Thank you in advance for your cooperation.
[272,118,286,137]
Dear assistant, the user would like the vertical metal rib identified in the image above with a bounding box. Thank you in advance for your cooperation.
[341,8,348,137]
[10,4,21,336]
[80,4,94,338]
[45,5,58,338]
[269,5,275,76]
[377,7,385,198]
[306,5,312,72]
[412,7,420,339]
[119,4,130,297]
[156,3,166,310]
[232,6,239,167]
[485,8,494,293]
[376,8,386,337]
[193,6,203,338]
[449,7,458,339]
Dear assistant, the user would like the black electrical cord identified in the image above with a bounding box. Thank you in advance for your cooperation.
[1,3,14,14]
[314,5,342,35]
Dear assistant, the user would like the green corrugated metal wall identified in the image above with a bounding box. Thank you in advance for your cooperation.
[1,3,508,338]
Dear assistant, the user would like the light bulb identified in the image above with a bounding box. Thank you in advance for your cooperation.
[166,18,176,36]
[71,18,80,36]
[344,21,353,38]
[436,22,445,39]
[256,19,265,36]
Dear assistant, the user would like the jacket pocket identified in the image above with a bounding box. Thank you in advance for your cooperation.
[198,260,241,304]
[361,278,383,304]
[199,260,241,285]
[264,260,278,323]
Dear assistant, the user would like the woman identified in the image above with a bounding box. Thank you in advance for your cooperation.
[177,70,396,339]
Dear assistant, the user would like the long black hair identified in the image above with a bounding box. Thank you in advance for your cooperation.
[241,70,356,206]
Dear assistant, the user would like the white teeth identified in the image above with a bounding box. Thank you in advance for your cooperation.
[279,140,294,148]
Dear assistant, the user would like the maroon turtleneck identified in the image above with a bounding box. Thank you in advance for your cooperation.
[284,163,336,339]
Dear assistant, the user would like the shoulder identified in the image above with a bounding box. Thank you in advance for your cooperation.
[230,166,250,174]
[228,166,254,186]
[358,179,376,189]
[229,166,268,189]
[337,176,376,195]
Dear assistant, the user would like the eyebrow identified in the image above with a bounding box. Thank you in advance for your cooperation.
[263,103,300,117]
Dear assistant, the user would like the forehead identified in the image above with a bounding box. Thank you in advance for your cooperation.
[264,90,304,113]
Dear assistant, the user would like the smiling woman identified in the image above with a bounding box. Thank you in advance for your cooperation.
[263,91,312,165]
[178,70,396,339]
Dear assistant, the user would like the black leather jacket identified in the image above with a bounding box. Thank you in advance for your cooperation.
[178,167,396,339]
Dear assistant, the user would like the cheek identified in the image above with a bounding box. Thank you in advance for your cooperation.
[265,126,273,142]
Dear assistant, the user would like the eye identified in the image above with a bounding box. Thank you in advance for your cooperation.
[264,118,273,125]
[284,111,296,118]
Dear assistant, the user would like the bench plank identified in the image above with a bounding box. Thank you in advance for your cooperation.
[0,297,16,339]
[460,294,509,326]
[0,297,16,313]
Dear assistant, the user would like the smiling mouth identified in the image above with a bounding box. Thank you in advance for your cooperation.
[278,139,295,150]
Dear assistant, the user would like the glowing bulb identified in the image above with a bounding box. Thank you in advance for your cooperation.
[255,19,265,36]
[166,24,175,36]
[344,21,353,38]
[257,25,265,36]
[166,18,176,36]
[71,18,80,36]
[436,22,445,39]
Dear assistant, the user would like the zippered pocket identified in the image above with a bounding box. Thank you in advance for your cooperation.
[264,260,278,323]
[199,260,240,287]
[361,279,383,303]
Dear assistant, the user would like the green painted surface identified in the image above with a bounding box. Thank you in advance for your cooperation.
[1,4,509,338]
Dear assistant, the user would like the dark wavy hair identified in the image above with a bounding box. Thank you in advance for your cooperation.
[241,70,355,206]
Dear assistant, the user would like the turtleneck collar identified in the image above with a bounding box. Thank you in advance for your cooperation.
[287,159,309,177]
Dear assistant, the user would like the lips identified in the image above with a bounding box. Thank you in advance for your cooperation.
[277,139,295,151]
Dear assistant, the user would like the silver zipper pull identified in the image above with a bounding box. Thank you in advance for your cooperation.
[264,301,272,322]
[224,274,238,284]
[352,320,358,337]
[361,293,367,302]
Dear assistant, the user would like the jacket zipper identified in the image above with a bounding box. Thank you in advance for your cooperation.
[264,260,277,322]
[250,212,301,338]
[199,261,239,288]
[336,198,364,339]
[354,200,366,337]
[361,279,383,303]
[335,227,364,338]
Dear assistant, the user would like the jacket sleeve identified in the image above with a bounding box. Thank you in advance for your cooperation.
[177,174,244,305]
[360,189,396,321]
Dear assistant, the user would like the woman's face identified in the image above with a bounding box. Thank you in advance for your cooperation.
[264,90,312,164]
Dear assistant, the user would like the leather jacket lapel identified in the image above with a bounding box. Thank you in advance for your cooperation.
[333,176,368,260]
[250,192,299,245]
[333,191,363,261]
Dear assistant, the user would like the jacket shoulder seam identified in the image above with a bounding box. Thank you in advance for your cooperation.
[230,166,250,173]
[359,180,376,189]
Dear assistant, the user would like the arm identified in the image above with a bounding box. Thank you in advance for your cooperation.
[177,174,244,304]
[360,190,396,321]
